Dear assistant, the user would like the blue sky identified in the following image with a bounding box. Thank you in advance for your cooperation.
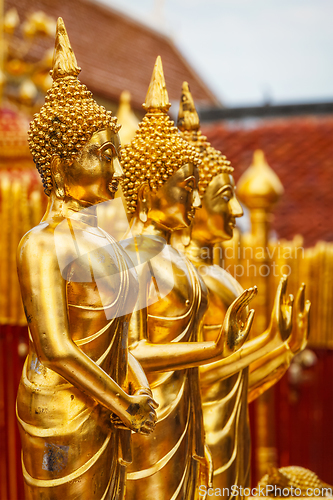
[98,0,333,106]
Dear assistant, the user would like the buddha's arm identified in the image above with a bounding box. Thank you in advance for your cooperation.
[199,331,281,386]
[248,285,310,403]
[130,286,256,373]
[128,352,153,396]
[17,233,156,432]
[247,343,292,402]
[200,276,296,385]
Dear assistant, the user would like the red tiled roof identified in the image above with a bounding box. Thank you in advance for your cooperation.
[202,117,333,246]
[6,0,218,110]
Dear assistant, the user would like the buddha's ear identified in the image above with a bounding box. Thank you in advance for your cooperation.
[137,183,151,224]
[51,156,66,199]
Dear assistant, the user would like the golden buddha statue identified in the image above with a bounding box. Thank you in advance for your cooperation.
[16,18,158,500]
[177,82,310,499]
[120,56,257,500]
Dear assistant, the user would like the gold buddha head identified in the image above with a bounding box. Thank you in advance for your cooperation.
[27,18,122,204]
[121,57,202,231]
[178,82,243,244]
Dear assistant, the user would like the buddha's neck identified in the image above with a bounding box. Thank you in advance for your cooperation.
[185,238,214,266]
[42,193,98,227]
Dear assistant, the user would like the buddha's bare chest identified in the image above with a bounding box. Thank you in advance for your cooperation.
[57,226,137,337]
[65,239,122,309]
[147,248,207,343]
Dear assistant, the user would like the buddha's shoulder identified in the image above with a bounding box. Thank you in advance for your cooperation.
[198,264,243,300]
[17,221,83,264]
[18,222,54,251]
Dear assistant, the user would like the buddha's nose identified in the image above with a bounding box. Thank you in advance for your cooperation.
[230,195,243,218]
[113,157,124,178]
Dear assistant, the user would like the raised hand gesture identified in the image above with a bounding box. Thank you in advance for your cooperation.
[267,276,294,344]
[217,286,257,357]
[287,283,310,355]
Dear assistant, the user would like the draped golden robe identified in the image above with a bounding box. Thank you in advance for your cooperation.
[17,226,138,500]
[126,252,211,500]
[201,352,250,499]
[199,265,251,500]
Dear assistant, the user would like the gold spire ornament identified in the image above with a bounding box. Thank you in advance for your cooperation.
[117,90,139,145]
[237,149,284,209]
[50,17,81,80]
[142,55,170,112]
[121,58,201,212]
[177,80,200,132]
[178,81,233,196]
[28,17,120,195]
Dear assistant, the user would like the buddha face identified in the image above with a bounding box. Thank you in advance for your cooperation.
[192,173,243,243]
[58,128,123,204]
[147,163,201,231]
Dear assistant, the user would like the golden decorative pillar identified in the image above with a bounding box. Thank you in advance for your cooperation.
[237,149,284,336]
[237,150,285,479]
[0,108,46,325]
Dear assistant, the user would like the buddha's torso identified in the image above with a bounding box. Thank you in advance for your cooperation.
[17,220,138,493]
[146,244,207,337]
[24,220,138,391]
[127,243,209,500]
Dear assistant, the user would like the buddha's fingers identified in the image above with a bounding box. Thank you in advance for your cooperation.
[274,276,288,312]
[296,283,306,313]
[288,285,311,354]
[233,286,257,315]
[286,294,294,307]
[242,309,255,337]
[239,286,257,312]
[304,300,311,343]
[280,275,288,295]
[145,418,156,427]
[139,427,153,435]
[149,398,159,410]
[148,409,158,424]
[139,419,156,435]
[296,284,310,326]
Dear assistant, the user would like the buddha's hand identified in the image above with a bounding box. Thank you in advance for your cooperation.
[111,394,158,435]
[218,286,257,357]
[287,283,310,355]
[267,275,294,344]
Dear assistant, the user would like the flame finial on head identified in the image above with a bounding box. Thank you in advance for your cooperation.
[177,82,200,132]
[143,56,171,112]
[177,82,233,196]
[51,17,81,81]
